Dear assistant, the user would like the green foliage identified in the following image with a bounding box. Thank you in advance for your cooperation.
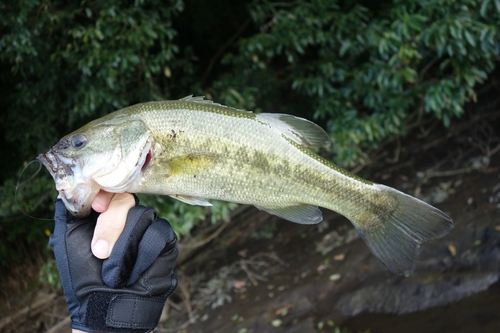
[0,0,181,159]
[39,257,61,289]
[0,0,499,274]
[0,0,184,273]
[214,0,500,165]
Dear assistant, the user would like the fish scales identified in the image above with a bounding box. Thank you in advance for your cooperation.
[134,101,367,216]
[38,96,454,276]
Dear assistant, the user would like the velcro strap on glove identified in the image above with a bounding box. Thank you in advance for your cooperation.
[85,284,176,333]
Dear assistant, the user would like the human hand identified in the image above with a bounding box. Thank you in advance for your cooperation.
[51,198,178,333]
[90,191,136,259]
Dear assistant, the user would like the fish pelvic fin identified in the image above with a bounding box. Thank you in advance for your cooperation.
[256,204,323,224]
[353,184,454,277]
[169,194,212,206]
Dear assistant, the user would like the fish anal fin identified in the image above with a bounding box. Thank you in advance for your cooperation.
[257,204,323,224]
[256,114,331,148]
[352,184,454,277]
[169,194,212,207]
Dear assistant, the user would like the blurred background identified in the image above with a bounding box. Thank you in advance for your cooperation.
[1,0,499,332]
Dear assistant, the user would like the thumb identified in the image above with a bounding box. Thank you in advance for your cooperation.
[91,192,136,259]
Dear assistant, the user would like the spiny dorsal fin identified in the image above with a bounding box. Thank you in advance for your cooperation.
[256,113,331,148]
[180,95,251,113]
[180,95,215,104]
[180,96,330,148]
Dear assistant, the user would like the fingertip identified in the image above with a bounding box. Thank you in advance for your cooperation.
[92,190,114,213]
[91,192,136,259]
[92,239,111,259]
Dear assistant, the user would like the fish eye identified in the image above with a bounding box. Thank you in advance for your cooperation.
[71,135,87,149]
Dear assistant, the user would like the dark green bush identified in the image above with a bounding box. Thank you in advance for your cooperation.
[212,0,499,164]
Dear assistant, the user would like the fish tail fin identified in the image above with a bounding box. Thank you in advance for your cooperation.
[352,184,453,277]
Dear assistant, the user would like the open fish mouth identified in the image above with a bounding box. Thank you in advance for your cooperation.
[37,149,76,192]
[37,149,100,217]
[37,134,154,217]
[37,150,71,184]
[37,151,57,177]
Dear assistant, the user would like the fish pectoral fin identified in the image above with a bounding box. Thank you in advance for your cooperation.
[256,204,323,224]
[256,113,331,148]
[169,194,213,207]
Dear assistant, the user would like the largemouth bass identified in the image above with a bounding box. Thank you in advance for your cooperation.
[38,96,453,276]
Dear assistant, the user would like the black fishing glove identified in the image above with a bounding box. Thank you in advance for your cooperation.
[50,198,178,333]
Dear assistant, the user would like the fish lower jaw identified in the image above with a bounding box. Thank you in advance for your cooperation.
[60,181,101,217]
[54,181,74,197]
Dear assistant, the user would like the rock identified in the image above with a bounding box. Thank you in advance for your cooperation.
[334,272,499,316]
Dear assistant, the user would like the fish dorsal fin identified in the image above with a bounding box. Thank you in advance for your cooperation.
[256,204,323,224]
[256,113,331,148]
[180,95,215,104]
[169,194,213,207]
[180,95,251,113]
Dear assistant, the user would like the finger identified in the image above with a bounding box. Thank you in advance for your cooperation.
[91,190,115,213]
[127,218,178,285]
[102,206,155,288]
[91,193,136,259]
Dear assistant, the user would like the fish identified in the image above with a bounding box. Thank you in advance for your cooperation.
[38,95,453,276]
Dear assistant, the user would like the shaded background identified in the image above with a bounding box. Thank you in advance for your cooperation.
[0,0,499,332]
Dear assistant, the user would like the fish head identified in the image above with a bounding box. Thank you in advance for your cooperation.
[38,115,153,217]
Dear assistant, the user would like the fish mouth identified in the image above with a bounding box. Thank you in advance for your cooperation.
[38,134,153,217]
[37,149,99,217]
[37,150,75,189]
[37,151,53,173]
[37,151,61,179]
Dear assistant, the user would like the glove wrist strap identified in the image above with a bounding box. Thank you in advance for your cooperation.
[76,290,172,333]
